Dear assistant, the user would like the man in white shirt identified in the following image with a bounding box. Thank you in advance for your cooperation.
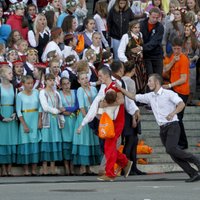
[118,73,200,182]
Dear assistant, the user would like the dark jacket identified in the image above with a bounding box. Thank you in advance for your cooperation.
[107,7,134,40]
[140,18,164,59]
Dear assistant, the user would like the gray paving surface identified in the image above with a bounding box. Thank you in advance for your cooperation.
[0,173,200,200]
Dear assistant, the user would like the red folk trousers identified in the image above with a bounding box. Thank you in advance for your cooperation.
[104,105,128,177]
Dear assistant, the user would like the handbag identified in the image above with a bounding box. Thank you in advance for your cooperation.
[98,112,115,139]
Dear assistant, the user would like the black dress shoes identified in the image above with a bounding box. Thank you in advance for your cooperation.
[130,169,147,176]
[178,145,188,150]
[185,174,200,182]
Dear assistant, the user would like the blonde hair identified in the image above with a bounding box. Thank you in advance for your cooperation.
[77,71,88,79]
[49,58,60,67]
[0,43,5,53]
[15,39,28,47]
[0,66,11,78]
[85,49,96,60]
[76,60,89,73]
[114,0,129,12]
[170,0,180,7]
[33,13,48,34]
[26,48,39,62]
[92,31,101,39]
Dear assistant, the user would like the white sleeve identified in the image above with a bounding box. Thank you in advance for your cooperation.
[135,94,150,105]
[39,90,60,114]
[57,91,65,123]
[81,84,106,126]
[125,97,139,115]
[10,0,28,3]
[42,42,63,62]
[61,70,70,79]
[118,34,129,63]
[82,49,87,60]
[81,95,104,126]
[32,0,37,7]
[169,90,183,105]
[74,51,80,61]
[108,0,115,12]
[28,30,37,47]
[41,43,50,62]
[75,4,88,18]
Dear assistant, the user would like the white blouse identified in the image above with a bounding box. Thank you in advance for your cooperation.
[118,32,143,63]
[41,41,63,63]
[39,89,62,115]
[28,28,50,48]
[62,45,80,61]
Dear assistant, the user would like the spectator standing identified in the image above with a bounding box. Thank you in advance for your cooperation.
[163,37,190,150]
[118,20,146,93]
[94,0,110,49]
[107,0,134,60]
[162,7,185,57]
[182,23,199,105]
[57,0,78,28]
[140,7,164,78]
[28,13,50,62]
[0,66,18,176]
[6,2,29,40]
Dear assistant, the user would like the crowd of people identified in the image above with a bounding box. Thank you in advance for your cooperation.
[0,0,200,182]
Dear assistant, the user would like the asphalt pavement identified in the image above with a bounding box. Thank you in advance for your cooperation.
[0,173,199,200]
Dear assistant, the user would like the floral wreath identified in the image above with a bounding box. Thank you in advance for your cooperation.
[103,53,113,63]
[27,49,38,55]
[66,0,77,9]
[46,52,58,62]
[184,23,197,33]
[9,2,26,13]
[86,53,96,60]
[66,58,76,65]
[42,4,55,14]
[6,49,18,59]
[174,6,187,14]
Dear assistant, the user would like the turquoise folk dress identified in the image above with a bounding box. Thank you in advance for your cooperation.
[0,84,18,164]
[60,90,79,161]
[72,86,101,166]
[39,89,64,162]
[16,89,41,164]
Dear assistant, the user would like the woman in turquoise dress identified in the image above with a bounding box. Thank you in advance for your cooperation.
[39,73,65,175]
[72,72,101,175]
[16,75,42,176]
[0,66,18,176]
[59,77,79,175]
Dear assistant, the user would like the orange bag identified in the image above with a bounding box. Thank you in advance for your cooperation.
[137,158,149,165]
[137,145,153,154]
[98,112,115,139]
[137,139,153,154]
[75,34,85,54]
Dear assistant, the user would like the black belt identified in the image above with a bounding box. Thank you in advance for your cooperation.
[160,121,178,128]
